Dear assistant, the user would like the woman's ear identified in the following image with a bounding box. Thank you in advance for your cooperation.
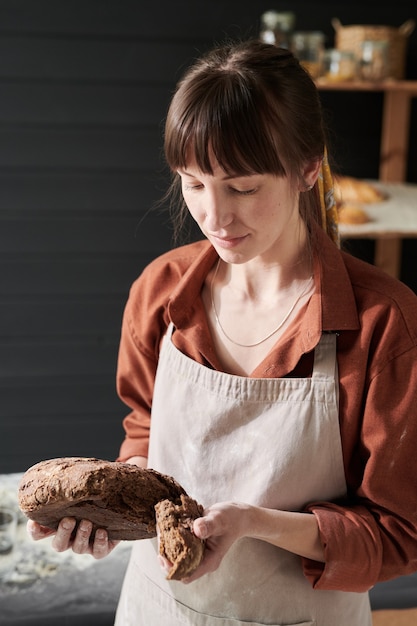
[301,158,322,190]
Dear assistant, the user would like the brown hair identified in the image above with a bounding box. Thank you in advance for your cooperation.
[164,39,326,240]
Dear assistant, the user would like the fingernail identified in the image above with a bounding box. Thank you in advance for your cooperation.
[62,519,74,530]
[79,520,92,534]
[198,521,208,539]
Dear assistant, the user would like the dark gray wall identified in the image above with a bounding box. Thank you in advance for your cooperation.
[1,1,417,473]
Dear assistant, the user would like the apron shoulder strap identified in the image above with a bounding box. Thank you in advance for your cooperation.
[311,333,338,380]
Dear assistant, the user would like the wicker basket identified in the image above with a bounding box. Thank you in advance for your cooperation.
[332,18,415,79]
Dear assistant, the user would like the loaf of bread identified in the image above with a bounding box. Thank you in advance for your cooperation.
[337,204,370,224]
[334,176,386,204]
[18,457,186,539]
[18,457,205,578]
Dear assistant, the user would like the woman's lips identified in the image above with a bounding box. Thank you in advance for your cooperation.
[210,235,247,249]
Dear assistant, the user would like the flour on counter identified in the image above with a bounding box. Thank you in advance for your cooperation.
[0,472,98,590]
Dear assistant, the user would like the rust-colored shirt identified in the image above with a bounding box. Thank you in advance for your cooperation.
[116,224,417,593]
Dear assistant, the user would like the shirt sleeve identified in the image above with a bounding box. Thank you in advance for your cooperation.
[302,344,417,591]
[115,269,168,462]
[116,311,154,461]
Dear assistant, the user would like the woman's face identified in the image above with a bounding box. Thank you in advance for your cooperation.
[178,157,305,265]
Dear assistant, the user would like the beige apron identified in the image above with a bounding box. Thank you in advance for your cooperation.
[115,325,371,625]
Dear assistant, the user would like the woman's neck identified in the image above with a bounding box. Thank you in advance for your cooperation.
[224,229,312,302]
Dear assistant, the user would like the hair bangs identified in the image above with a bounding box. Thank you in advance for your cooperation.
[165,70,288,178]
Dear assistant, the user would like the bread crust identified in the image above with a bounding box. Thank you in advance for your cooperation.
[18,457,186,540]
[19,457,206,578]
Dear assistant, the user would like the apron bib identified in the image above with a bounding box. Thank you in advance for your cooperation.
[115,325,371,625]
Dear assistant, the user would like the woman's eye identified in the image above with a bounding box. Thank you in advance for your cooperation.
[183,183,203,191]
[231,187,257,196]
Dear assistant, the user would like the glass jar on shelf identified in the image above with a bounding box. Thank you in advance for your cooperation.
[291,31,325,78]
[360,40,389,81]
[321,49,357,82]
[259,10,296,49]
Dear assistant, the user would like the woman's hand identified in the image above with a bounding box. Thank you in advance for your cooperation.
[166,500,324,583]
[27,518,119,560]
[176,501,251,583]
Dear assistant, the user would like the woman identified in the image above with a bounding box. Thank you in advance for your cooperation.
[29,40,417,625]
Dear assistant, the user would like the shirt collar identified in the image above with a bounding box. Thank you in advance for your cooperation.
[314,224,360,332]
[167,241,217,328]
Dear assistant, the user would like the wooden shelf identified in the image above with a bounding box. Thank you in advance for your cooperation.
[316,80,417,277]
[317,80,417,181]
[316,79,417,94]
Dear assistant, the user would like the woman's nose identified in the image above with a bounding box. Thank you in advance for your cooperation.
[203,192,233,230]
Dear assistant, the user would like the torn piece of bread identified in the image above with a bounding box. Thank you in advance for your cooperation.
[155,495,205,580]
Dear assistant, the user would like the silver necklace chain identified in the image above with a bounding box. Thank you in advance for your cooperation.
[210,258,313,348]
